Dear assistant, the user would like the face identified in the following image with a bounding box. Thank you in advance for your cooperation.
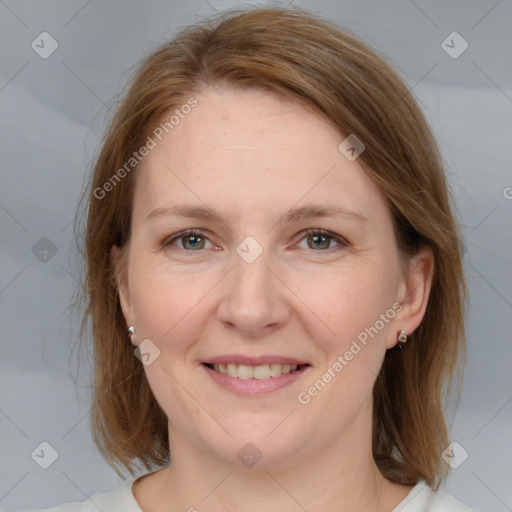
[116,86,411,468]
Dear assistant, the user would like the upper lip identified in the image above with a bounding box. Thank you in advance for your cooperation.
[203,355,311,366]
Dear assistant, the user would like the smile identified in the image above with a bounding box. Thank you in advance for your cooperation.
[201,359,311,396]
[206,362,307,380]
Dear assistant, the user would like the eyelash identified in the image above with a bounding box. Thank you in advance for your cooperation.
[161,228,349,254]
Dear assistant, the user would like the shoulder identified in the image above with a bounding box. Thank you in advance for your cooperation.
[30,479,141,512]
[394,481,479,512]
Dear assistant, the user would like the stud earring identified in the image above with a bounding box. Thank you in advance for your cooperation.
[127,326,135,336]
[397,329,407,349]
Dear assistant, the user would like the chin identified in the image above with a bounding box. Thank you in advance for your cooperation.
[197,414,311,469]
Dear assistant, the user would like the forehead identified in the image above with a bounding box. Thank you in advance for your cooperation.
[133,87,390,225]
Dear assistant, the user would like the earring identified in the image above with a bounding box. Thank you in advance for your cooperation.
[397,329,407,349]
[127,326,135,336]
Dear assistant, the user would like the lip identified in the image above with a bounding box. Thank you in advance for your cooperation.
[203,354,310,366]
[202,363,310,396]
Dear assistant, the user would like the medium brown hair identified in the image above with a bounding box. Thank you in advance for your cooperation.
[83,7,466,489]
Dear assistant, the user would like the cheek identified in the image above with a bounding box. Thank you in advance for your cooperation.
[126,258,220,426]
[298,267,396,347]
[293,267,397,401]
[290,293,392,447]
[128,256,221,345]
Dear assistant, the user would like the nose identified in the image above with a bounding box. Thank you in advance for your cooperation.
[216,248,291,337]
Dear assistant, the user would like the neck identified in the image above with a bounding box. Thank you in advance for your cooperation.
[135,399,412,512]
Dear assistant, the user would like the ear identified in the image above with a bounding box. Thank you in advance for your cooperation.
[388,245,434,349]
[110,245,136,345]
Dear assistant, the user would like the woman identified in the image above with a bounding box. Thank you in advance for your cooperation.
[38,7,477,511]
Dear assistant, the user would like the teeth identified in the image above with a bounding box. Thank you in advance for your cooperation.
[227,363,238,378]
[237,364,254,379]
[212,363,299,379]
[253,364,270,380]
[270,363,282,377]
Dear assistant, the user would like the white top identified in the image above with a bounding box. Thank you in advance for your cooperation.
[33,478,478,511]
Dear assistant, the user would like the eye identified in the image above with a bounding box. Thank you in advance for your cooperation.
[163,230,214,251]
[296,229,348,251]
[161,228,349,253]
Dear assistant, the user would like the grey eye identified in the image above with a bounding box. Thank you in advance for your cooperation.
[307,233,333,250]
[180,234,207,250]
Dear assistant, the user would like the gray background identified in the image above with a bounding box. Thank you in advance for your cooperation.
[1,0,511,510]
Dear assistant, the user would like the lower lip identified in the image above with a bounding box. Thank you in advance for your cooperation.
[202,364,310,396]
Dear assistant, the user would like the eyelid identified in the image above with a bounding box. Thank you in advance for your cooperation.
[295,228,349,251]
[161,227,349,253]
[161,229,215,250]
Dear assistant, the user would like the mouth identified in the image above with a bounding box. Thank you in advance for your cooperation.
[202,362,310,380]
[200,355,312,395]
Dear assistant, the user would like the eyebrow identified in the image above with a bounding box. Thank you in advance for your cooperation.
[146,203,368,224]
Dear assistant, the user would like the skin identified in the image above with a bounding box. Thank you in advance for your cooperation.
[113,86,434,512]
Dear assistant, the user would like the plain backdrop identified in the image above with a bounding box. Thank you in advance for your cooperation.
[0,1,511,511]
